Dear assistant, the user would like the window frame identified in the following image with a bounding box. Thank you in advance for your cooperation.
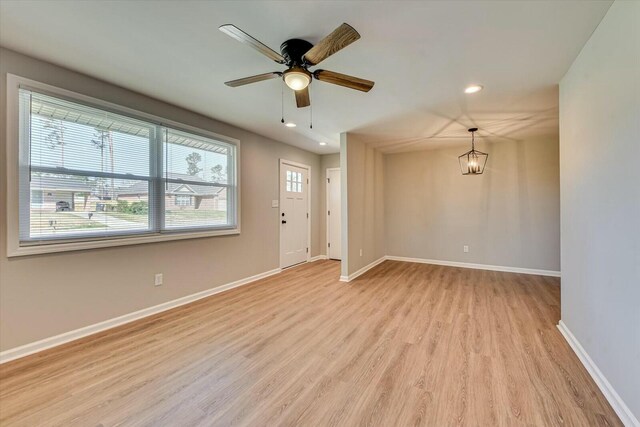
[6,74,241,257]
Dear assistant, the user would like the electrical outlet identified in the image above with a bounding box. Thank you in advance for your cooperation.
[154,273,163,286]
[359,249,363,257]
[463,245,469,253]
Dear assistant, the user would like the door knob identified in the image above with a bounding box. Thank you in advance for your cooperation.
[282,220,287,224]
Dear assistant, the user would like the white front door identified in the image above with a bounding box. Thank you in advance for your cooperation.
[326,168,341,260]
[280,161,309,268]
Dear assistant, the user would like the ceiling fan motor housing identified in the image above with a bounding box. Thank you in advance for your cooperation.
[280,39,314,67]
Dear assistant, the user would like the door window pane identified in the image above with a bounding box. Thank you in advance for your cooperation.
[285,169,305,193]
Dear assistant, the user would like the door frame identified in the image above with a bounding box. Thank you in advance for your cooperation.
[279,159,312,269]
[326,167,340,260]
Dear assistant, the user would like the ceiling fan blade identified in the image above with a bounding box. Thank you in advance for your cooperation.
[295,87,310,108]
[224,72,282,87]
[303,23,360,66]
[219,24,285,64]
[314,70,374,92]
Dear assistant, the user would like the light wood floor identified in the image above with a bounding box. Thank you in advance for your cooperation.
[0,260,620,426]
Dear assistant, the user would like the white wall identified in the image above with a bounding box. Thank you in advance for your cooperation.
[560,0,640,421]
[385,137,560,272]
[0,48,323,352]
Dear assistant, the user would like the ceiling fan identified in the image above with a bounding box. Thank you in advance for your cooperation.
[219,23,374,108]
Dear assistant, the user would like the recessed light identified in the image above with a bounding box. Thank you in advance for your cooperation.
[284,122,296,128]
[464,84,483,94]
[319,142,327,146]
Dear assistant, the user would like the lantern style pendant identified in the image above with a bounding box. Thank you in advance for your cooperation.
[459,127,488,175]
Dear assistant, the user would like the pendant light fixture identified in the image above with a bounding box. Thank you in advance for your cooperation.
[459,128,488,175]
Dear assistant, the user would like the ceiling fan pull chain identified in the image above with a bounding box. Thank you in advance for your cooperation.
[281,80,285,123]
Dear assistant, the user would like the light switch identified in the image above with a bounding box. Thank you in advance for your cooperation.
[272,200,279,208]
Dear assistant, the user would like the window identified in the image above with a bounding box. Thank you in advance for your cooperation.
[286,170,303,193]
[31,189,43,205]
[175,195,193,207]
[163,128,232,229]
[10,78,239,255]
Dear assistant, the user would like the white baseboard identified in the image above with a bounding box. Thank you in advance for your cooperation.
[557,321,639,427]
[309,255,328,262]
[338,255,560,282]
[0,267,282,365]
[384,255,561,277]
[340,256,386,282]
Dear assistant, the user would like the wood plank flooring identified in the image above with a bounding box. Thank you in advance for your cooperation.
[0,260,621,426]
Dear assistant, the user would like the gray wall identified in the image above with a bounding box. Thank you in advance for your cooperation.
[560,0,640,419]
[384,137,560,271]
[341,133,385,277]
[321,153,340,171]
[0,48,324,351]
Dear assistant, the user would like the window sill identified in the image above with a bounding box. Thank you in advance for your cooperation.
[8,228,240,257]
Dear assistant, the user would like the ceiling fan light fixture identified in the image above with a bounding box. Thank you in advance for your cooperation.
[283,67,312,91]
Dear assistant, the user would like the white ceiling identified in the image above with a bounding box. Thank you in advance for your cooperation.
[0,1,611,154]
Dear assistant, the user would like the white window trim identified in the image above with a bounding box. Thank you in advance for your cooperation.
[6,74,241,257]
